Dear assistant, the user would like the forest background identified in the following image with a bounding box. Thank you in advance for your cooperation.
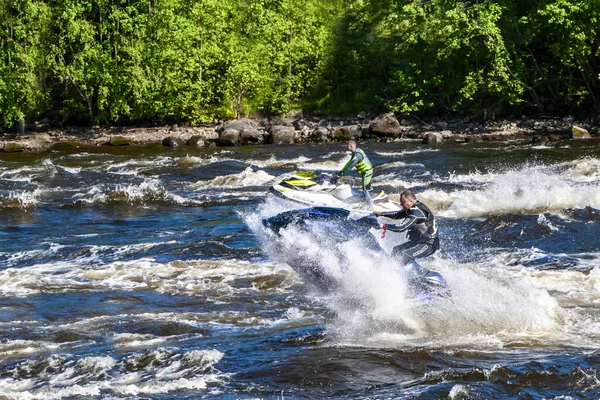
[1,0,599,132]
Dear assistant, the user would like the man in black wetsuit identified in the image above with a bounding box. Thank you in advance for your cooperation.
[375,190,439,265]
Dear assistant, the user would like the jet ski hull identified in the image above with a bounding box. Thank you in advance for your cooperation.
[270,171,402,213]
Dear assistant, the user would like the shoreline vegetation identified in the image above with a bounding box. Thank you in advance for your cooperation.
[1,0,599,153]
[0,113,598,153]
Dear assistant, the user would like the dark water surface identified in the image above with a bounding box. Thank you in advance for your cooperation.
[1,139,600,399]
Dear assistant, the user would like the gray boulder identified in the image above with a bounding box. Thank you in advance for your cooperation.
[240,129,266,144]
[369,112,402,137]
[3,141,26,152]
[423,132,444,145]
[293,118,310,131]
[465,135,484,143]
[270,125,296,144]
[332,125,362,140]
[217,121,265,145]
[187,135,206,147]
[310,126,329,142]
[162,136,184,148]
[215,128,240,146]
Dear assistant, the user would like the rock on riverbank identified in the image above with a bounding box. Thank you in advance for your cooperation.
[1,113,599,153]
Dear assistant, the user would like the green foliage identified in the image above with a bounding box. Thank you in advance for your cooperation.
[313,0,599,117]
[0,0,51,128]
[0,0,343,128]
[0,0,598,129]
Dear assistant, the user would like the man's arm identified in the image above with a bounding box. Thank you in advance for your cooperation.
[339,151,363,175]
[381,208,426,232]
[376,210,408,219]
[385,215,418,232]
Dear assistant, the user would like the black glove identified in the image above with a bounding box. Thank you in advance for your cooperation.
[329,173,339,184]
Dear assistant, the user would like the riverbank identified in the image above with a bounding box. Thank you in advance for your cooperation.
[1,113,598,153]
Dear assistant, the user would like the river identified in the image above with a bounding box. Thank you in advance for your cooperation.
[1,139,600,399]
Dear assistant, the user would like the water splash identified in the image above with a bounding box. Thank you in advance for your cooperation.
[250,202,566,348]
[421,161,600,218]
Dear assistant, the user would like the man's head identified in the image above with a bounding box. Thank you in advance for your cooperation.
[347,140,357,152]
[400,190,417,211]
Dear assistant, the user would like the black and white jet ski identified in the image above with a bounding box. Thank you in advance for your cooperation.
[261,206,448,300]
[269,171,402,213]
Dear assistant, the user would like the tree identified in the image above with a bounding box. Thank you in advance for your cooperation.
[0,0,51,129]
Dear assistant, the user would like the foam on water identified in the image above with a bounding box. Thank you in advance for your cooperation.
[0,257,295,297]
[56,165,81,175]
[111,333,203,349]
[0,349,226,399]
[246,154,312,168]
[0,189,42,209]
[378,160,425,170]
[190,166,275,189]
[71,178,201,206]
[374,149,441,157]
[102,156,175,176]
[295,155,349,171]
[53,308,315,338]
[323,252,565,348]
[0,161,54,182]
[376,174,432,190]
[1,240,170,269]
[421,161,600,218]
[176,154,231,167]
[563,157,600,182]
[0,339,63,356]
[366,158,600,218]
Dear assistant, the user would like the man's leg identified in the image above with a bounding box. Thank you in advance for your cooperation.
[362,170,373,191]
[392,241,436,265]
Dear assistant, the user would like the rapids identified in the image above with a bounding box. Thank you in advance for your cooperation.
[1,140,600,399]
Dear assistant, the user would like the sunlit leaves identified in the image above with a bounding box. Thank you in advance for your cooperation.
[0,0,342,127]
[0,0,597,128]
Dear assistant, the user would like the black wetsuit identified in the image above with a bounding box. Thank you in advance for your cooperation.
[379,201,439,265]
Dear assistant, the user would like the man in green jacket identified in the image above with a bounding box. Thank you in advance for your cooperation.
[333,140,373,190]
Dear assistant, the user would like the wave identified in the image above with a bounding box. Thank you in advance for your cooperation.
[0,348,225,398]
[0,189,42,209]
[176,154,236,168]
[374,149,441,156]
[246,155,312,168]
[71,179,201,206]
[190,167,275,189]
[418,161,600,218]
[0,258,295,297]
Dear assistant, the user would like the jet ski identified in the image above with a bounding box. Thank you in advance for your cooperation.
[269,171,402,213]
[262,206,448,299]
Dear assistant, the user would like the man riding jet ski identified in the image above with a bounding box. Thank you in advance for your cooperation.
[261,206,448,300]
[331,140,373,191]
[269,170,401,213]
[375,189,439,267]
